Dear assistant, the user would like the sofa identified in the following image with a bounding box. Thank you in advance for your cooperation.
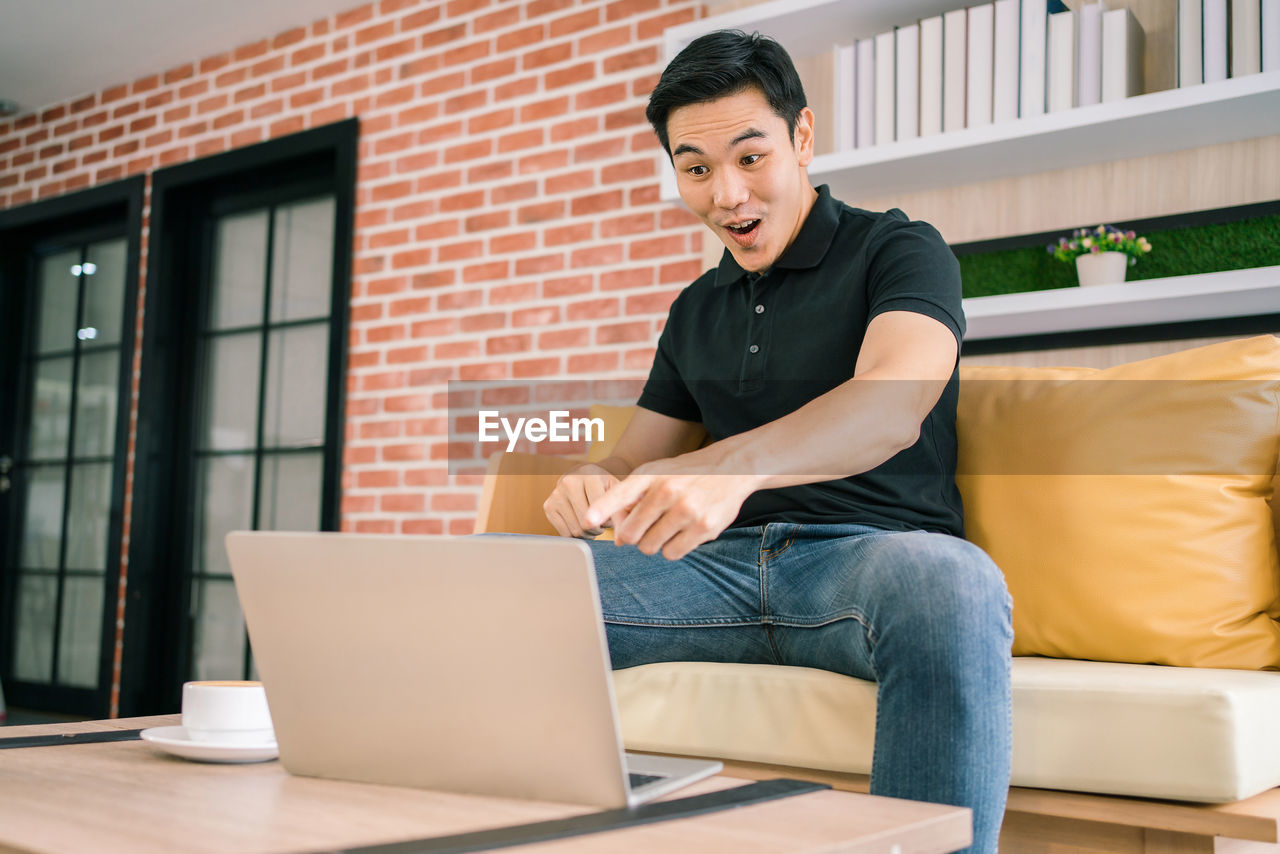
[474,334,1280,853]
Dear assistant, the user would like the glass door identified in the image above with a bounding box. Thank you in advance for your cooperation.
[187,196,336,680]
[124,121,355,714]
[3,235,130,712]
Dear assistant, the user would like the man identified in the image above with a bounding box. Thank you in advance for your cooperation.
[542,30,1012,854]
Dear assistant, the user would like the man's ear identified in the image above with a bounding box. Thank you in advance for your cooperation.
[793,107,816,167]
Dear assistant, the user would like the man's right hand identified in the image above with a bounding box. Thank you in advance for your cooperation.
[543,463,622,539]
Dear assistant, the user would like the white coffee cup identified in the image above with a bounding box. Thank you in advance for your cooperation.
[181,681,275,745]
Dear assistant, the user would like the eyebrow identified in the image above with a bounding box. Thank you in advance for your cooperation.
[671,127,769,159]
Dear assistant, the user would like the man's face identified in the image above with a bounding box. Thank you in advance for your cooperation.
[667,87,817,273]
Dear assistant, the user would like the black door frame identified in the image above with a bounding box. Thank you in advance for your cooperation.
[123,118,357,716]
[0,176,145,717]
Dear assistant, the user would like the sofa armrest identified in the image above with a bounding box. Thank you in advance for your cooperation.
[473,452,580,535]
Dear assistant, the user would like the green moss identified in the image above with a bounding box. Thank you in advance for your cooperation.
[958,214,1280,299]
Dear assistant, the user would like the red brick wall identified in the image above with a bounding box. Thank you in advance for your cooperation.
[1,0,711,530]
[0,0,710,711]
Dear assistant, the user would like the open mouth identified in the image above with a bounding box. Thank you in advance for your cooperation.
[725,219,760,236]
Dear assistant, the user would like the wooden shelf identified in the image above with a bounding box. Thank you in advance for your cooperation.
[962,266,1280,341]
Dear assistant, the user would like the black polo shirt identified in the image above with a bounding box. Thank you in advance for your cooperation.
[636,184,966,537]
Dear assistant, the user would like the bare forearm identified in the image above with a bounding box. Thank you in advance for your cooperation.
[697,373,940,490]
[586,410,706,481]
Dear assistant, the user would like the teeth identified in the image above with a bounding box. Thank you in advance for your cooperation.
[728,220,758,234]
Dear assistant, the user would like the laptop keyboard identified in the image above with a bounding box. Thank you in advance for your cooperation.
[628,772,664,789]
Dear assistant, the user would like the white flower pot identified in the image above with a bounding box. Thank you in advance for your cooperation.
[1075,251,1128,287]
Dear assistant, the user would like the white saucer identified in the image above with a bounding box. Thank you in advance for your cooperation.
[140,726,278,764]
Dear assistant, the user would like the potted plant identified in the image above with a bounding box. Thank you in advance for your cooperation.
[1047,225,1153,287]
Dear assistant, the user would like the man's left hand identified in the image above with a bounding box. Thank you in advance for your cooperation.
[583,457,759,561]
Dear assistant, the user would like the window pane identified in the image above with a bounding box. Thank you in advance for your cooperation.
[20,465,65,570]
[262,324,329,447]
[28,356,72,460]
[73,348,120,457]
[259,452,323,532]
[66,462,114,572]
[195,455,255,577]
[58,577,104,688]
[200,332,261,451]
[35,250,80,355]
[81,238,128,346]
[271,196,335,323]
[191,578,246,681]
[209,210,268,330]
[13,573,57,682]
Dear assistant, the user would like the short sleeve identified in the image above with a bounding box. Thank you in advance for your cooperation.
[636,304,703,423]
[864,214,965,346]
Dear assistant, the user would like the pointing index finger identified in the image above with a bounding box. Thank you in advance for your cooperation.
[584,475,645,528]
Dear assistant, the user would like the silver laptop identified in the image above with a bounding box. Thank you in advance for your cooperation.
[225,531,722,808]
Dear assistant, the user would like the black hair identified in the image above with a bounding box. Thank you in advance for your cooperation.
[645,29,808,156]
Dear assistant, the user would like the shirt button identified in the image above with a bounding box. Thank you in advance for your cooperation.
[749,344,760,354]
[755,304,765,314]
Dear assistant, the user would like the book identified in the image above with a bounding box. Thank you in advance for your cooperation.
[1020,0,1049,118]
[1179,0,1204,86]
[1102,6,1145,101]
[1204,0,1229,82]
[1233,0,1262,76]
[856,38,876,148]
[896,24,921,140]
[875,30,896,145]
[834,44,856,151]
[920,15,945,136]
[968,2,996,127]
[794,51,836,155]
[944,8,968,131]
[1079,2,1108,107]
[1048,10,1078,111]
[1266,0,1280,71]
[993,0,1021,122]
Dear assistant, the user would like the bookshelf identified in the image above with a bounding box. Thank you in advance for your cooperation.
[659,0,1280,202]
[659,0,1280,339]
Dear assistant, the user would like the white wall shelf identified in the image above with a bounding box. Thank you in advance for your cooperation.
[664,0,964,59]
[660,70,1280,204]
[962,266,1280,341]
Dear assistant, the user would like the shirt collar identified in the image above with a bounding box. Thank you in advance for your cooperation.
[714,184,839,287]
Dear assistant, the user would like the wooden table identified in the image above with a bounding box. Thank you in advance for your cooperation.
[0,716,971,853]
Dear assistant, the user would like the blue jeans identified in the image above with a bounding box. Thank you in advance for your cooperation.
[585,522,1012,854]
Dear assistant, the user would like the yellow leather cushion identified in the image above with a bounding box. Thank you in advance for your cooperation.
[957,336,1280,670]
[585,404,636,463]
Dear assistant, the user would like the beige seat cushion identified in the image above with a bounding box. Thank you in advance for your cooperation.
[614,658,1280,803]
